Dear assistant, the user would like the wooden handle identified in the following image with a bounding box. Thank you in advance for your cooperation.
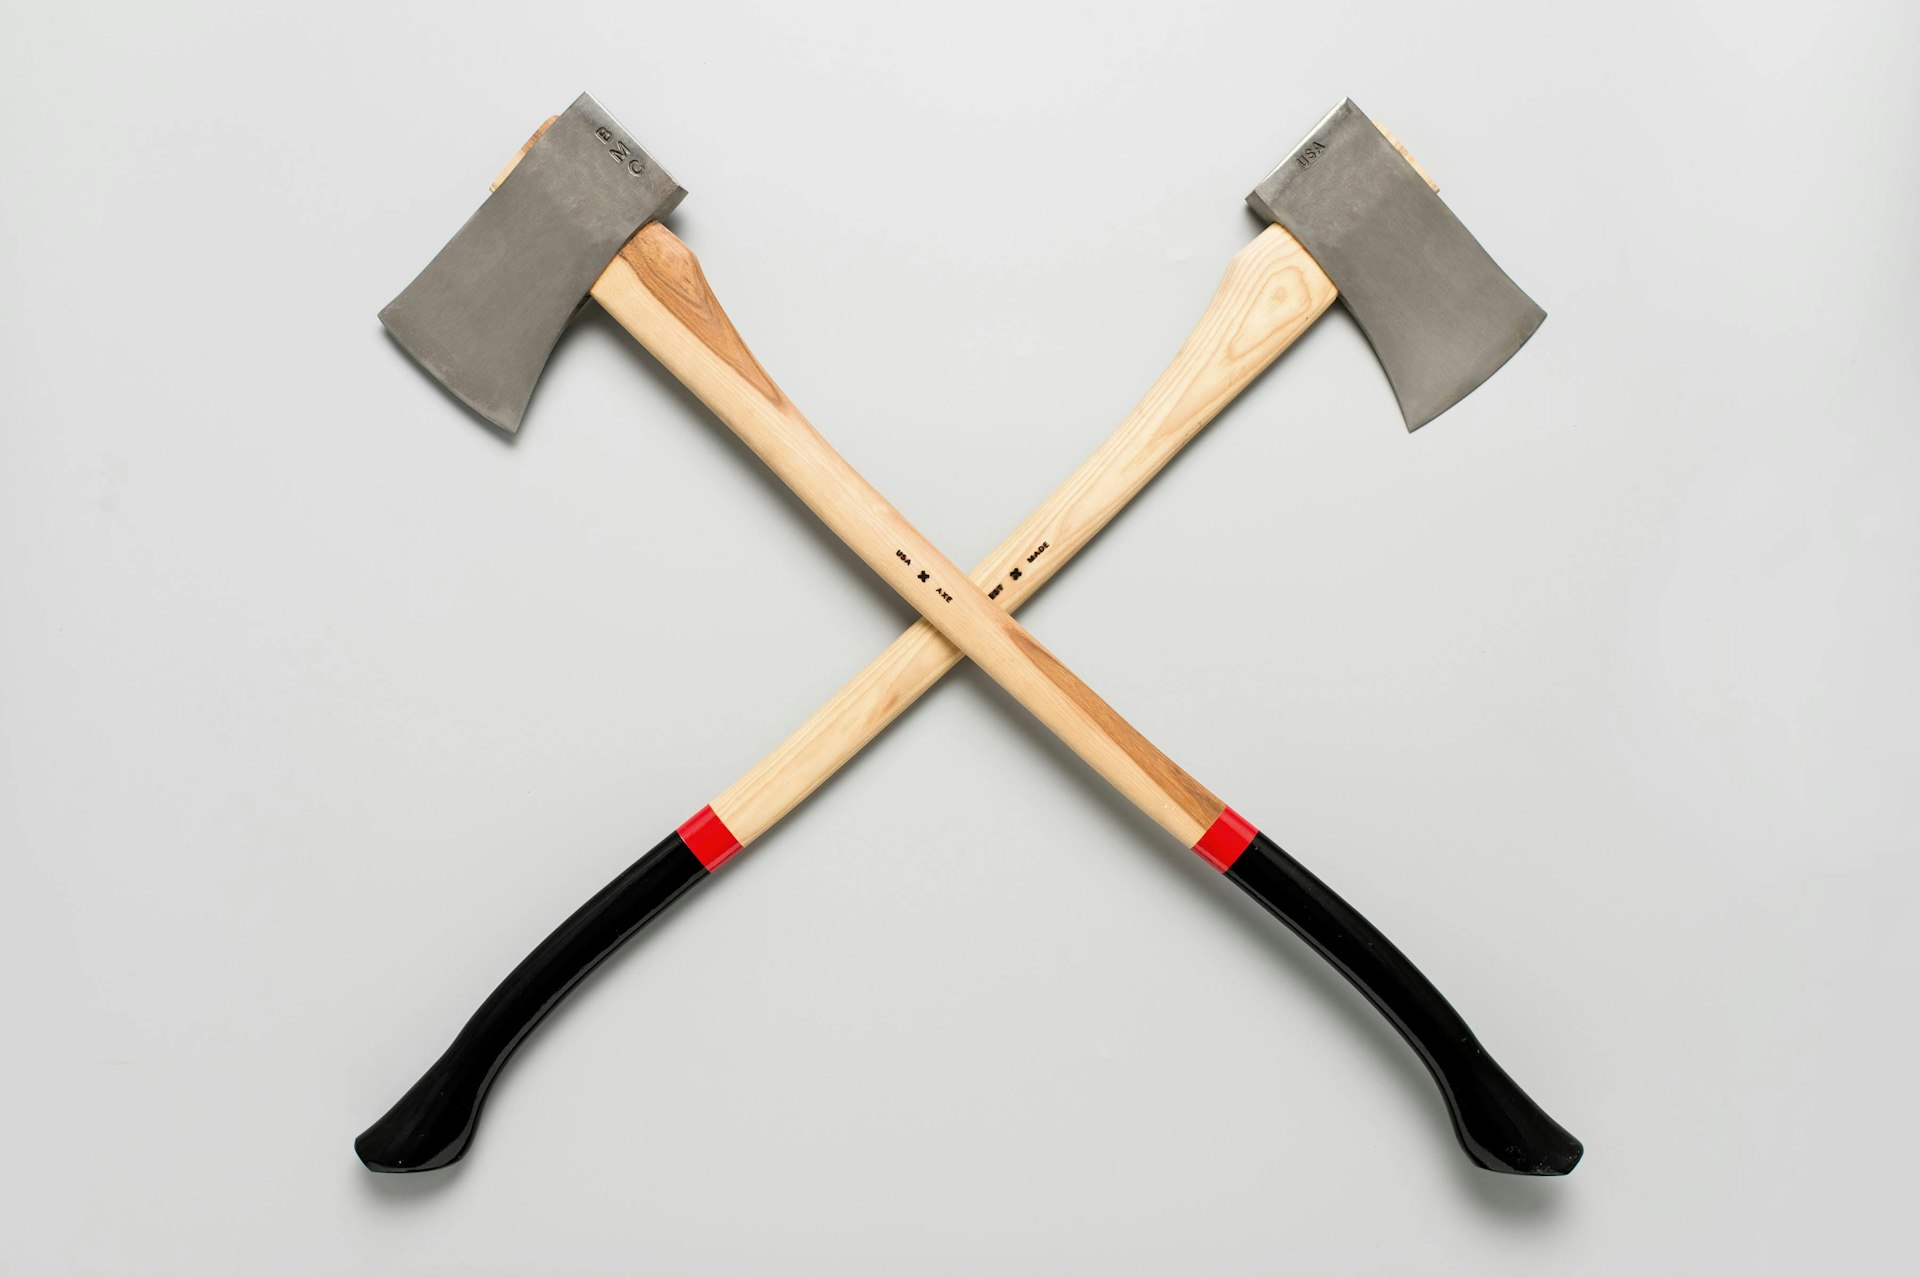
[491,120,1428,847]
[385,136,1590,1179]
[591,229,1224,844]
[710,223,1337,842]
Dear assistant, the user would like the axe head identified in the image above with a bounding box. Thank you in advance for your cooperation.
[379,94,686,433]
[1248,100,1545,430]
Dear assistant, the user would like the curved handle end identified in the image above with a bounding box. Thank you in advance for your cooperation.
[355,1067,483,1173]
[1444,1050,1582,1176]
[1220,827,1581,1176]
[355,829,713,1173]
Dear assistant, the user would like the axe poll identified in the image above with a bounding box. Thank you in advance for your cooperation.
[365,95,1572,1175]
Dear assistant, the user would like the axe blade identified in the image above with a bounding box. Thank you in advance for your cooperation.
[1249,99,1544,430]
[378,93,686,433]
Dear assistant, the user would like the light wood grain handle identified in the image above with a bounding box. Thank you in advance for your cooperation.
[591,228,1224,844]
[375,135,1590,1180]
[492,120,1425,847]
[580,197,1583,1181]
[709,223,1338,842]
[700,128,1430,845]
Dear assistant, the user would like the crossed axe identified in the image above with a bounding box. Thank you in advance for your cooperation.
[362,94,1578,1176]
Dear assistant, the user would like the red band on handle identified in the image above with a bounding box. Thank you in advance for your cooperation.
[1193,806,1258,872]
[678,805,743,872]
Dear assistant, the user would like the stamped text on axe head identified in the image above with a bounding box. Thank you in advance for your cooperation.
[379,94,686,433]
[381,94,1539,437]
[1248,99,1545,430]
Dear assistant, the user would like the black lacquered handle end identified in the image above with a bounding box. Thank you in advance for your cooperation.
[1438,1041,1582,1176]
[1224,830,1580,1176]
[356,1066,483,1173]
[356,828,714,1173]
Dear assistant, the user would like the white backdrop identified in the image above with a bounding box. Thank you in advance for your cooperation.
[3,1,1916,1272]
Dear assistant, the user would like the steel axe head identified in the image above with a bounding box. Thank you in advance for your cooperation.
[1248,99,1545,430]
[379,94,686,433]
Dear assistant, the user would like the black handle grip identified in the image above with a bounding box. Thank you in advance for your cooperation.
[1226,832,1581,1175]
[355,830,710,1172]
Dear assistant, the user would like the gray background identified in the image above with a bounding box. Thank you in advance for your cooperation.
[3,0,1915,1272]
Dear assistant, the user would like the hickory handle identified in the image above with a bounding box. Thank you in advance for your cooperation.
[698,127,1440,843]
[353,224,1340,1175]
[710,223,1336,841]
[486,117,1423,845]
[594,225,1224,844]
[589,226,1579,1175]
[361,133,1578,1176]
[711,128,1429,841]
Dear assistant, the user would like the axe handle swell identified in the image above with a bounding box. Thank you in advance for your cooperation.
[1224,831,1582,1175]
[355,830,710,1172]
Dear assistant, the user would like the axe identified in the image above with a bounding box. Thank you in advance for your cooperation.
[366,95,1574,1175]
